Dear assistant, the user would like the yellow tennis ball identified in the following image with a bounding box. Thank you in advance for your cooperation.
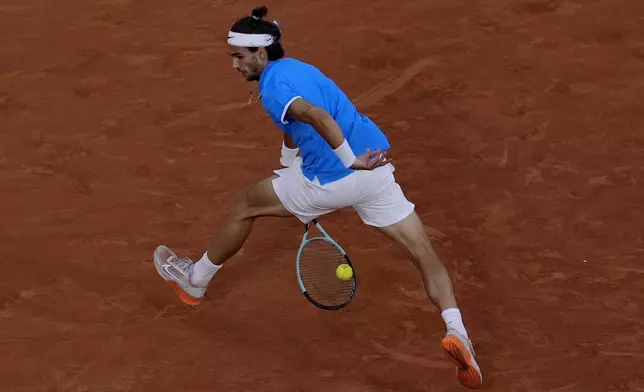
[336,264,353,281]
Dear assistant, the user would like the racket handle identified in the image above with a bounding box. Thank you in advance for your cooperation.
[304,219,319,231]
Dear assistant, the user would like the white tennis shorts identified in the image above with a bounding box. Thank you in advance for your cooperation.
[271,157,415,227]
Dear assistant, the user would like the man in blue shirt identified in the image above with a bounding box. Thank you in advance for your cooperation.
[153,6,482,389]
[259,56,392,185]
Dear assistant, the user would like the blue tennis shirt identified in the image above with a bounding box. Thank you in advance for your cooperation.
[258,57,391,185]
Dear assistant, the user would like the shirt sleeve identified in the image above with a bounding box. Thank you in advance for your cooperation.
[262,81,302,125]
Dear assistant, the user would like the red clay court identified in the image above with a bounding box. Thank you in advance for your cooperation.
[1,0,643,391]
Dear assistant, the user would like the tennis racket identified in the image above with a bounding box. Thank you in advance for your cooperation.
[296,219,357,310]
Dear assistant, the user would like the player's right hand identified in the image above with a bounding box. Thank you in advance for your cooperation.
[350,148,389,170]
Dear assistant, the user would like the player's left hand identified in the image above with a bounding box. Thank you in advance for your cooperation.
[350,148,390,170]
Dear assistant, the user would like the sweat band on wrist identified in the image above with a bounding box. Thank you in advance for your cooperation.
[280,141,299,167]
[333,139,356,168]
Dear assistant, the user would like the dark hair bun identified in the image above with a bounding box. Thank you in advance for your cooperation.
[251,6,268,19]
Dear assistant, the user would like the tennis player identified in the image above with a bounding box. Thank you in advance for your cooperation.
[153,6,482,389]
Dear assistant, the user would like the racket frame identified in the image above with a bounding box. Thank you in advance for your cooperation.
[295,219,357,310]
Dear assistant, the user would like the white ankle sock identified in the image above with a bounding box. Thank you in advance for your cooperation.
[441,308,469,338]
[191,252,222,286]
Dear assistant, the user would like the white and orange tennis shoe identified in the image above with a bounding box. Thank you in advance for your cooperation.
[441,329,483,389]
[153,245,206,306]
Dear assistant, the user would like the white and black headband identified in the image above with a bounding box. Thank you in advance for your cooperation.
[227,17,280,48]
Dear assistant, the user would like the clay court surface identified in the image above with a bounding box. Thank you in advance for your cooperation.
[2,0,644,390]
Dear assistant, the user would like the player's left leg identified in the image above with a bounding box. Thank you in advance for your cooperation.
[352,164,483,389]
[153,174,294,305]
[154,157,344,306]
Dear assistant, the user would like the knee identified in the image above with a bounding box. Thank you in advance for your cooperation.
[410,241,443,269]
[229,188,253,220]
[410,244,433,264]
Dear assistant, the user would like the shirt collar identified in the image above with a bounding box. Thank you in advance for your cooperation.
[258,59,281,99]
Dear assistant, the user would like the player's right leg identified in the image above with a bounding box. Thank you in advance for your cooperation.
[376,212,483,389]
[352,164,483,389]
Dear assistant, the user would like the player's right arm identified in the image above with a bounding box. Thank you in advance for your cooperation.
[286,97,388,171]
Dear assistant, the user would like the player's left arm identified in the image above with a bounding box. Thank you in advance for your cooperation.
[280,133,299,167]
[286,98,388,170]
[283,133,297,149]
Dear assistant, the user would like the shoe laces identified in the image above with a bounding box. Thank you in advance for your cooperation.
[168,255,194,276]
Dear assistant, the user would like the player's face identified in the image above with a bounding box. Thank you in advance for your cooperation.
[228,46,265,81]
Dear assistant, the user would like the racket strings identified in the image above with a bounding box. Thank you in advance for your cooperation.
[298,239,354,307]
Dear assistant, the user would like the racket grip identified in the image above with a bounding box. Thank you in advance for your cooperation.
[304,219,319,232]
